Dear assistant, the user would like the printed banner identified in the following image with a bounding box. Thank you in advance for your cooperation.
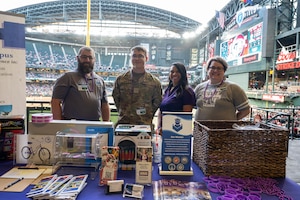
[161,112,193,172]
[0,11,26,116]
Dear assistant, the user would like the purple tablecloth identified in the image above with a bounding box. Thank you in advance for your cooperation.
[1,161,300,200]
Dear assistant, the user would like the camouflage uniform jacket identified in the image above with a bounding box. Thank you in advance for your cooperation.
[112,70,162,126]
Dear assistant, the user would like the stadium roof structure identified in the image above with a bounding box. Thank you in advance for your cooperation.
[9,0,201,38]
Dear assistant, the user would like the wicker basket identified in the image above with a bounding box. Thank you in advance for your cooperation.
[193,120,289,178]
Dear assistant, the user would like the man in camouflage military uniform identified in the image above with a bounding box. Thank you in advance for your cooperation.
[112,45,162,126]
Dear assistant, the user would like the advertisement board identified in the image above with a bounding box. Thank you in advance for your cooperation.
[0,11,26,116]
[220,22,263,67]
[160,112,193,175]
[217,5,276,68]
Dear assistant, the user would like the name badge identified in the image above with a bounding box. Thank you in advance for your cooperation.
[78,84,88,91]
[136,108,146,115]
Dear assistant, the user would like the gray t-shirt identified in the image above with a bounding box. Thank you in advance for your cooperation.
[194,80,249,120]
[52,71,108,121]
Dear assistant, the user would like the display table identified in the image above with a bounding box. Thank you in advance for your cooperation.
[1,161,300,200]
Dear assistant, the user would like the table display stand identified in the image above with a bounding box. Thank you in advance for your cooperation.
[160,112,194,176]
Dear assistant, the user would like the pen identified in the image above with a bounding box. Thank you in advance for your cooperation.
[18,167,39,170]
[4,177,24,190]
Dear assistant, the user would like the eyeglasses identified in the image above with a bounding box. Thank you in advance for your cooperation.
[79,55,94,60]
[209,66,224,71]
[132,54,145,59]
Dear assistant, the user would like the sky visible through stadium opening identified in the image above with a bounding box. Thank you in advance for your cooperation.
[1,0,230,24]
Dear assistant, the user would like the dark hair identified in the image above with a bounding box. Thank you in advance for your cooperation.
[206,56,228,72]
[168,62,189,97]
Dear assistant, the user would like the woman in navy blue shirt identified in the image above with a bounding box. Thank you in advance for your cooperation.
[157,62,196,134]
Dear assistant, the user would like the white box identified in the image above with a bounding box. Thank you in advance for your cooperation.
[114,125,152,170]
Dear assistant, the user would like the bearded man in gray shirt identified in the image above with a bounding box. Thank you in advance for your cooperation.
[51,46,110,121]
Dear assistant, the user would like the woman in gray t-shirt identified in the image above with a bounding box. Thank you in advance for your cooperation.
[194,56,250,120]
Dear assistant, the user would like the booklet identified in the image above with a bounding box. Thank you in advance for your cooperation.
[58,175,88,195]
[43,175,73,195]
[26,174,58,197]
[152,179,212,200]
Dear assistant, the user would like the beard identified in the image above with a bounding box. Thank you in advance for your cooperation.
[77,61,94,75]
